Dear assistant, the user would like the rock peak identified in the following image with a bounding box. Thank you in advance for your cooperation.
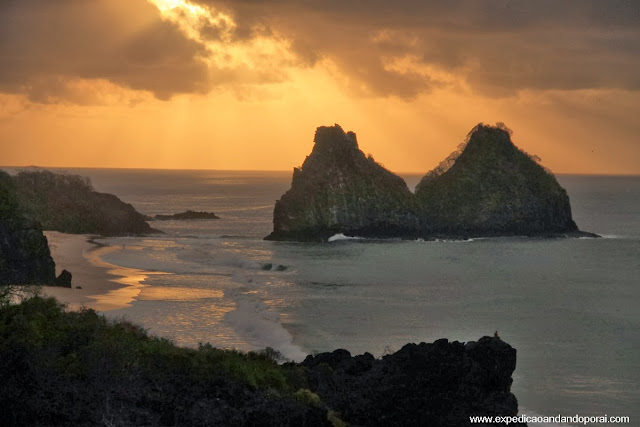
[265,124,418,241]
[464,122,515,154]
[312,124,358,154]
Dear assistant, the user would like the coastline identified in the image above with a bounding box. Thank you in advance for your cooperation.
[42,231,161,311]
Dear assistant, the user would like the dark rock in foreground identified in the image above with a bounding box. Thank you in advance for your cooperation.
[265,124,419,241]
[153,210,220,220]
[416,124,596,238]
[301,336,525,426]
[0,171,56,285]
[12,170,160,237]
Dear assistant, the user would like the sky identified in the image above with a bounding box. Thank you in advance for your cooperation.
[0,0,638,174]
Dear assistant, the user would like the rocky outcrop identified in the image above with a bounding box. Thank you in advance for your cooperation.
[415,124,596,237]
[153,210,220,220]
[265,125,419,241]
[267,123,595,241]
[0,171,56,285]
[12,170,160,237]
[300,336,525,426]
[54,269,72,288]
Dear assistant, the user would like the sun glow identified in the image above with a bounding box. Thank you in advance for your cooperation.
[147,0,299,80]
[147,0,235,41]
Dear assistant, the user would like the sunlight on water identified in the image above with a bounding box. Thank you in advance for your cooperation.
[85,245,171,311]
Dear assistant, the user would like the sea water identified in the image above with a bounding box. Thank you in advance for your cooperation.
[33,169,640,425]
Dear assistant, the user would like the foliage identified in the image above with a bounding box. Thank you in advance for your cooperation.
[0,296,328,426]
[294,389,322,408]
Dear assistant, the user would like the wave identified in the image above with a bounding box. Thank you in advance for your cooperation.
[329,234,478,243]
[598,234,630,239]
[224,285,307,362]
[328,233,364,242]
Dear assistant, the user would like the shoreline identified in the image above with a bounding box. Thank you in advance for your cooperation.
[42,231,163,311]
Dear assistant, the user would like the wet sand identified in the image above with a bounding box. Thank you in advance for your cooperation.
[42,231,161,311]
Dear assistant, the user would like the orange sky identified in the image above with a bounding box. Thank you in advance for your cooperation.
[1,0,639,174]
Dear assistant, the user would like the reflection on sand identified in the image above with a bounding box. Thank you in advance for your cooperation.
[85,245,169,311]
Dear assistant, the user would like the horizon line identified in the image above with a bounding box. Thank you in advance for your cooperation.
[1,165,639,178]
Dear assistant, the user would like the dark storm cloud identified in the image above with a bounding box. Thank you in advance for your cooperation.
[2,0,638,102]
[0,0,210,102]
[198,0,640,97]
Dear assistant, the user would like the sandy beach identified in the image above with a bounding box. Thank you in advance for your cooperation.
[42,231,153,311]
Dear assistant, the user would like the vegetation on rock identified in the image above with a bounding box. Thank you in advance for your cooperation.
[415,123,586,236]
[12,170,159,236]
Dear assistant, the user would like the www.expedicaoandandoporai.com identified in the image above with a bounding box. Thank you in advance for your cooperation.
[469,414,631,425]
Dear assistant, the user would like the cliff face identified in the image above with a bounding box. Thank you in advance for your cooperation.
[12,170,159,237]
[301,336,525,426]
[265,125,419,241]
[415,124,583,237]
[0,171,56,285]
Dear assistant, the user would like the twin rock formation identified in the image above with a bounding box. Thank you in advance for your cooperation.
[266,123,595,241]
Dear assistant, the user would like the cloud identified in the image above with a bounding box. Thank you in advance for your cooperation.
[0,0,209,102]
[2,0,638,103]
[196,0,640,97]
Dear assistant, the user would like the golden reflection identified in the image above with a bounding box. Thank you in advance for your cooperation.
[137,286,224,301]
[85,245,169,311]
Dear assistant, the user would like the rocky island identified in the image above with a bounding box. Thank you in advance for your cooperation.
[12,170,160,236]
[265,125,419,241]
[266,123,596,241]
[416,123,594,238]
[153,210,220,220]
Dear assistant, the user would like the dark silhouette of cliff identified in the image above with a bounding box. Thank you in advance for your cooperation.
[12,170,159,237]
[0,171,56,285]
[301,336,525,426]
[265,125,419,241]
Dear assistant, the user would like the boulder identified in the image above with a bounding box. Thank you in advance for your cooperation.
[54,269,72,288]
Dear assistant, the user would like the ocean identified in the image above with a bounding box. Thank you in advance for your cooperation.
[31,169,640,425]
